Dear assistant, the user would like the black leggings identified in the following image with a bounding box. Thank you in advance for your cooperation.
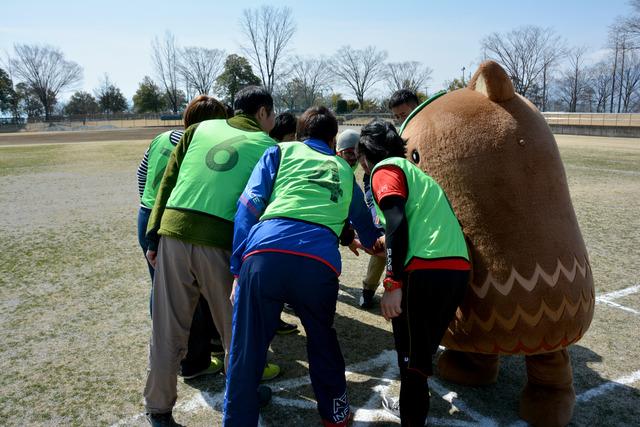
[391,268,469,426]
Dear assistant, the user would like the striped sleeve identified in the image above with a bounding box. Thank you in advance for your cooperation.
[136,149,150,199]
[137,130,182,200]
[169,129,184,145]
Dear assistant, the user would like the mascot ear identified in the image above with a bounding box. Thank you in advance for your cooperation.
[468,60,515,102]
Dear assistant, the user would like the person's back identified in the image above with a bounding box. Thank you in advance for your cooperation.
[224,107,381,427]
[144,86,278,427]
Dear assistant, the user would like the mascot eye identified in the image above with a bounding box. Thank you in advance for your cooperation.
[411,150,420,164]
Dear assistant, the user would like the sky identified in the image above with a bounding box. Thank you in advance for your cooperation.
[0,0,632,103]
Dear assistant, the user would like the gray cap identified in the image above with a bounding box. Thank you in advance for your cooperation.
[336,129,360,152]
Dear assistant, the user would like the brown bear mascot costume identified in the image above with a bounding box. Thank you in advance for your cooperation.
[399,61,595,427]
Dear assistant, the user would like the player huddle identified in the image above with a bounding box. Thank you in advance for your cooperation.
[137,86,470,427]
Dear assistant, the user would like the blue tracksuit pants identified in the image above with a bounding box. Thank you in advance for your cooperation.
[223,252,350,426]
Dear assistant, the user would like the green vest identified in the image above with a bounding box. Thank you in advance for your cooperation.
[141,131,176,208]
[372,157,468,265]
[261,141,354,236]
[166,119,276,221]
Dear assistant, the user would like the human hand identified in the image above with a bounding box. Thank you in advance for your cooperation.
[349,238,364,256]
[366,236,386,257]
[380,289,402,321]
[146,250,157,269]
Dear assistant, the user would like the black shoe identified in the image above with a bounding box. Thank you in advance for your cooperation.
[210,338,224,357]
[381,395,400,419]
[359,289,375,309]
[276,318,299,335]
[258,385,272,408]
[146,412,184,427]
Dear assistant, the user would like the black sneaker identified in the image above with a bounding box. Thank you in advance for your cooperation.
[381,395,400,419]
[258,384,272,408]
[276,318,299,335]
[359,289,375,309]
[210,338,224,357]
[146,412,184,427]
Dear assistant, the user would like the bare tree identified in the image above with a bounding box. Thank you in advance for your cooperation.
[6,44,82,120]
[286,56,333,108]
[152,31,181,113]
[385,61,432,94]
[481,26,565,99]
[179,47,225,96]
[240,5,296,93]
[587,61,613,112]
[556,47,589,112]
[273,79,303,110]
[620,51,640,111]
[332,46,388,109]
[623,0,640,40]
[540,41,568,111]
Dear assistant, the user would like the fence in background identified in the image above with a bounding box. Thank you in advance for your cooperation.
[3,112,640,133]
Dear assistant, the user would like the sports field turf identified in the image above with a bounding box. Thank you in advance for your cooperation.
[0,130,638,426]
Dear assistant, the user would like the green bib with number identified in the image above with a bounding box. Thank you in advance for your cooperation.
[167,119,276,221]
[260,141,354,236]
[372,157,469,265]
[141,130,176,208]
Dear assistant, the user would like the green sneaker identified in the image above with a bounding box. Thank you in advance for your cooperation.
[181,357,223,380]
[261,363,281,381]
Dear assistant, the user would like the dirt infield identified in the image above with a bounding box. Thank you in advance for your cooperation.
[0,133,638,426]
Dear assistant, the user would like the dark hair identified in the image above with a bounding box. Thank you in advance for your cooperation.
[183,95,227,128]
[269,112,297,141]
[234,86,273,116]
[356,119,406,165]
[225,103,235,118]
[297,106,338,144]
[388,89,419,109]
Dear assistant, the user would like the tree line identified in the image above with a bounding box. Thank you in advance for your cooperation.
[3,3,640,122]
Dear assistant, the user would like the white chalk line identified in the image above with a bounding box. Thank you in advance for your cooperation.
[117,350,640,425]
[113,348,507,426]
[352,352,398,426]
[596,284,640,315]
[597,284,640,301]
[596,299,640,315]
[576,369,640,403]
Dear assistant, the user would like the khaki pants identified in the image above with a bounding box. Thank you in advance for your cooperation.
[144,236,233,414]
[362,254,386,292]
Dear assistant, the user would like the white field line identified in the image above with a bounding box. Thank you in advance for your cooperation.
[352,354,398,426]
[429,378,500,427]
[596,299,640,315]
[113,348,507,426]
[596,284,640,315]
[597,284,640,301]
[576,369,640,403]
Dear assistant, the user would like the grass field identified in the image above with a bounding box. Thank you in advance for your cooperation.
[0,131,639,426]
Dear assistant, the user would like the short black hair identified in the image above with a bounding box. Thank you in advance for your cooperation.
[388,89,419,109]
[297,106,338,144]
[356,119,406,165]
[225,103,235,118]
[234,86,273,116]
[269,112,297,141]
